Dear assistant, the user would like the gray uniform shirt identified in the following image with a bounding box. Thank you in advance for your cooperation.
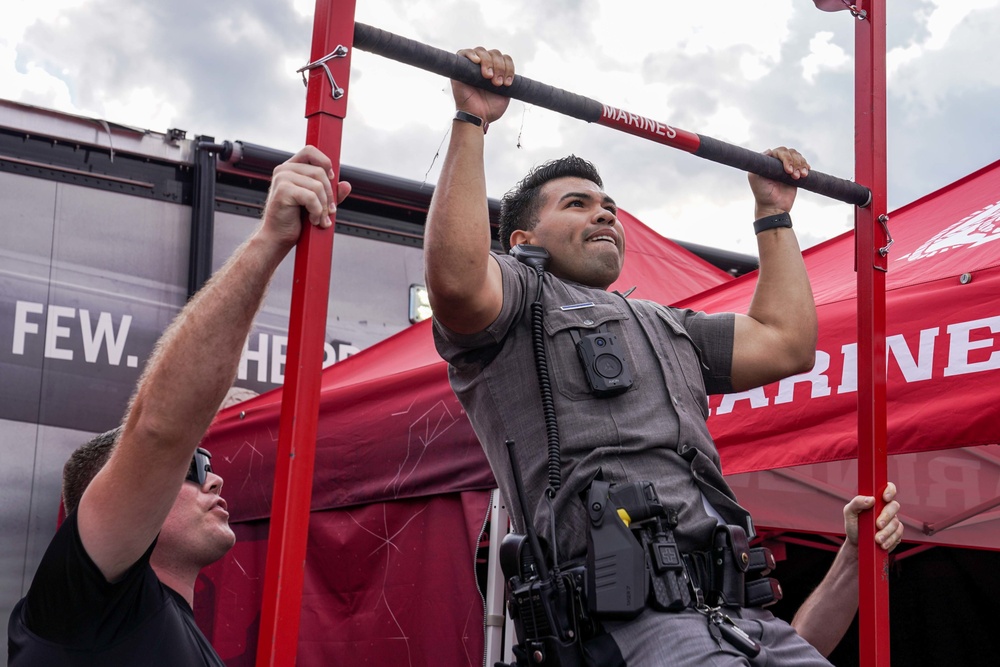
[434,253,754,561]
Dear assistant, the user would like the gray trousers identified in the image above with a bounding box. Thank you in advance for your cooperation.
[602,606,834,666]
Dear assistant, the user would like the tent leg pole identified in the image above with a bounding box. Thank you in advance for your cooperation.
[484,490,512,665]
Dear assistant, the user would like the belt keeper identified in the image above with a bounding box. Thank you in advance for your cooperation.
[753,212,792,234]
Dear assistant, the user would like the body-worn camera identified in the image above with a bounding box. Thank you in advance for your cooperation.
[574,327,633,397]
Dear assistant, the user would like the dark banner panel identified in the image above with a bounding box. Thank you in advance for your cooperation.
[1,173,427,433]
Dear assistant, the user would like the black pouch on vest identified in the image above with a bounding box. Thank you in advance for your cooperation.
[711,524,750,607]
[746,546,777,575]
[745,576,784,607]
[743,546,783,606]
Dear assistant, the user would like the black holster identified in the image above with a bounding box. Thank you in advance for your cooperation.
[711,524,750,607]
[586,480,648,618]
[685,525,783,608]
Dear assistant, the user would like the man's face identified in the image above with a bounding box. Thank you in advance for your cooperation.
[513,177,625,289]
[158,470,235,568]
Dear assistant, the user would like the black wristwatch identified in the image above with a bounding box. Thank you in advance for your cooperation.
[753,212,792,234]
[454,110,489,134]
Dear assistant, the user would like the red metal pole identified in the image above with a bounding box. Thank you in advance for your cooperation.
[255,1,356,665]
[854,1,891,665]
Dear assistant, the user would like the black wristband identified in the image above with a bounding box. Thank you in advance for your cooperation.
[454,110,488,134]
[753,212,792,234]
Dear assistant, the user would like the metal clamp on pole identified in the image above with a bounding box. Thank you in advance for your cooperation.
[297,45,350,99]
[877,214,893,258]
[821,0,868,19]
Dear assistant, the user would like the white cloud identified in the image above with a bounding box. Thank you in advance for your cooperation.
[924,0,1000,49]
[290,0,314,18]
[101,87,181,134]
[1,0,997,255]
[739,52,775,82]
[702,105,753,146]
[801,31,849,84]
[1,0,90,115]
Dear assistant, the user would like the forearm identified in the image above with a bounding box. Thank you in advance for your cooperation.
[748,224,817,350]
[424,122,498,330]
[81,230,288,578]
[126,231,288,448]
[732,224,817,389]
[791,542,859,656]
[731,148,818,389]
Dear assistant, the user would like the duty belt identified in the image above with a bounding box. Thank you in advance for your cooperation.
[585,479,783,619]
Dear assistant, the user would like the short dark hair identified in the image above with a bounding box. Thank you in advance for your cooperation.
[498,156,604,252]
[62,427,121,515]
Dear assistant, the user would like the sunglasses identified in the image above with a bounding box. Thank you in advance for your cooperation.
[186,447,213,486]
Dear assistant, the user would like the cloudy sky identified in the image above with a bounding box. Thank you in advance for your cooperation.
[3,0,999,254]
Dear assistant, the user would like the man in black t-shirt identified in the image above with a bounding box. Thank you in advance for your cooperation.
[8,146,351,666]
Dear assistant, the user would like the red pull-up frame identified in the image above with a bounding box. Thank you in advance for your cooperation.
[255,1,357,665]
[854,2,891,665]
[257,2,890,665]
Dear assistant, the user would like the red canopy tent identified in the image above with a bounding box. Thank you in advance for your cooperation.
[199,156,1000,663]
[195,211,734,665]
[685,157,1000,552]
[691,157,1000,475]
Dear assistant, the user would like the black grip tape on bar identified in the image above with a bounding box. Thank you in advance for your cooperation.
[353,22,873,209]
[697,136,872,208]
[353,22,602,122]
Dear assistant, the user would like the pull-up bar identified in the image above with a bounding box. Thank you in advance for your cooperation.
[258,5,888,666]
[353,22,872,209]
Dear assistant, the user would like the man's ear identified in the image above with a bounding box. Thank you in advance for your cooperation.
[509,229,532,247]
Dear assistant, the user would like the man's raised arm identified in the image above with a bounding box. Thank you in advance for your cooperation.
[77,147,350,581]
[425,47,514,335]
